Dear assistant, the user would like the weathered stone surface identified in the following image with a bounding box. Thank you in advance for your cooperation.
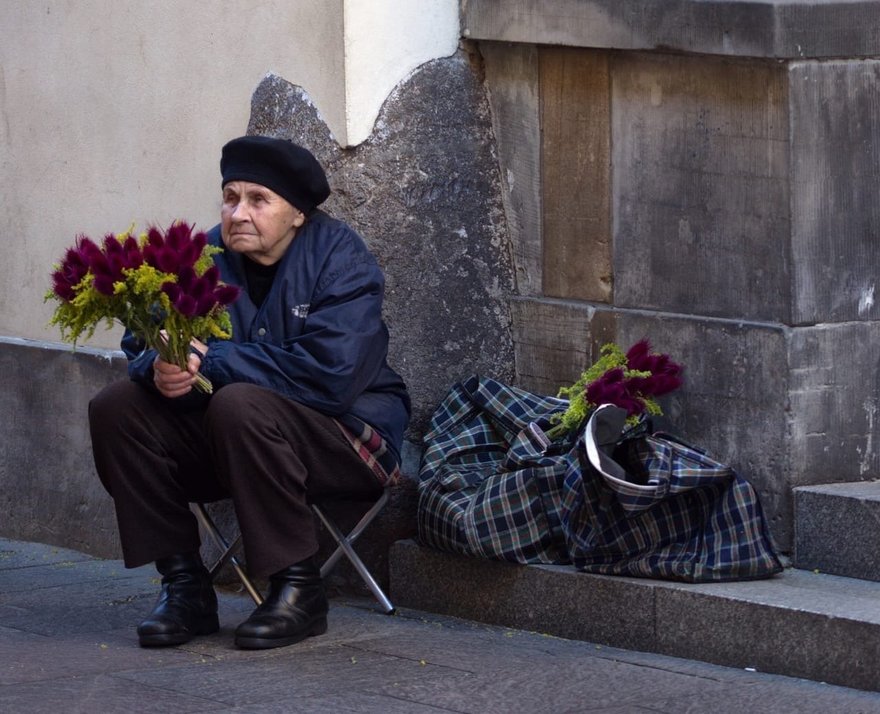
[653,578,880,693]
[463,0,880,59]
[12,537,880,712]
[541,47,612,303]
[480,41,543,297]
[789,60,880,325]
[0,339,125,559]
[612,51,790,322]
[794,481,880,581]
[247,49,516,437]
[510,298,792,548]
[788,322,880,484]
[510,297,616,396]
[390,539,880,693]
[482,39,880,557]
[390,540,659,651]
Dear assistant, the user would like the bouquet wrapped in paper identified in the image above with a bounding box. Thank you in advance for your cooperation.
[46,221,240,393]
[546,339,684,440]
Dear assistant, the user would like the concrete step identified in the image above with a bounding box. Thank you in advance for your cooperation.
[793,480,880,581]
[388,539,880,693]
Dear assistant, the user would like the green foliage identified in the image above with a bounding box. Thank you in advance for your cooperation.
[46,227,237,394]
[552,343,628,437]
[546,342,666,440]
[46,274,120,345]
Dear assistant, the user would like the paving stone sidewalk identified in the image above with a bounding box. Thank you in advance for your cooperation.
[2,538,880,713]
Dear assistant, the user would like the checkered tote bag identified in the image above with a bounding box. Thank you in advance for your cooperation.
[417,376,573,564]
[560,405,783,582]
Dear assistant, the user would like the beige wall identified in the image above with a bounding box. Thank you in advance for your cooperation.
[1,0,457,350]
[2,0,346,347]
[343,0,460,144]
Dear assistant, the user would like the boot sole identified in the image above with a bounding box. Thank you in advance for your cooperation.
[235,617,328,650]
[138,614,220,647]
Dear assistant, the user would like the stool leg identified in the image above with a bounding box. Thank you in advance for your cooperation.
[312,498,395,614]
[318,490,389,574]
[193,504,263,606]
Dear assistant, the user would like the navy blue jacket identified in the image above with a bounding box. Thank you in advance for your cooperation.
[124,211,410,464]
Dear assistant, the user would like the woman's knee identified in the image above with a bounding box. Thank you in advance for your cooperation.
[204,383,272,436]
[88,380,141,433]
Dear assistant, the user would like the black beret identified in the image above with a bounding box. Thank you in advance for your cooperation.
[220,135,330,213]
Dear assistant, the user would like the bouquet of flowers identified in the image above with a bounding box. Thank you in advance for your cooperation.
[46,221,240,393]
[546,339,683,440]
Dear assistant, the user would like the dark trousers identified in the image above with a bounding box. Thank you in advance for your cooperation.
[89,380,382,578]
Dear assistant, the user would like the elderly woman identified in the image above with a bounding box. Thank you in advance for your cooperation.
[89,135,410,650]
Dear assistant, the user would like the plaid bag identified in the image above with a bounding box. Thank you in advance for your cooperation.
[417,375,573,564]
[560,404,783,582]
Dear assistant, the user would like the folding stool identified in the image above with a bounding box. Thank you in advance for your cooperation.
[192,486,395,613]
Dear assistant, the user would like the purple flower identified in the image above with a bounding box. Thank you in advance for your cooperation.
[162,264,240,318]
[168,222,207,268]
[143,226,171,271]
[51,268,81,301]
[144,222,207,273]
[78,236,102,263]
[625,339,653,371]
[625,339,683,397]
[102,233,127,277]
[177,266,197,293]
[214,284,240,307]
[91,274,117,296]
[121,234,143,270]
[88,259,116,296]
[51,273,75,302]
[165,221,192,251]
[161,280,196,317]
[161,281,181,304]
[201,265,219,290]
[586,368,645,416]
[51,236,97,301]
[75,233,135,296]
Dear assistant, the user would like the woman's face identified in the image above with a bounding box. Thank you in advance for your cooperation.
[220,181,305,265]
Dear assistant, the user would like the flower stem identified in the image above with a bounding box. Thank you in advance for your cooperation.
[193,372,213,394]
[149,327,214,395]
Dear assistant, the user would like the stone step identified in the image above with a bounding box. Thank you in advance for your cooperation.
[388,539,880,693]
[793,480,880,581]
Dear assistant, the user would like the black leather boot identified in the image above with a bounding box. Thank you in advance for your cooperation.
[234,557,328,649]
[137,553,219,647]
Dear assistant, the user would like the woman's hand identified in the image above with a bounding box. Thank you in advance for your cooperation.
[153,338,209,398]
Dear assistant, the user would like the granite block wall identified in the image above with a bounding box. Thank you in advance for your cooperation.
[484,42,880,550]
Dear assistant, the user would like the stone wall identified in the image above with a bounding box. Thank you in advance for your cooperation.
[0,339,126,557]
[472,0,880,551]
